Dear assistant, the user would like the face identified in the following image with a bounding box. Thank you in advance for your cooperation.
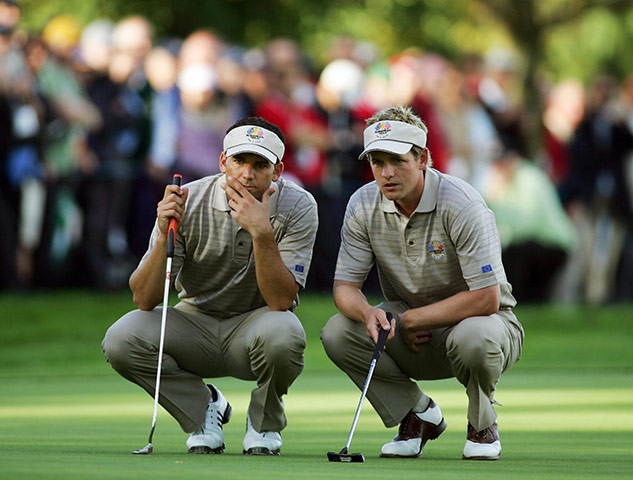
[368,149,427,212]
[220,152,283,200]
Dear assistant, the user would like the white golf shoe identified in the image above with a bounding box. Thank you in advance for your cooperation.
[186,385,232,454]
[462,422,501,460]
[380,399,447,458]
[242,414,282,455]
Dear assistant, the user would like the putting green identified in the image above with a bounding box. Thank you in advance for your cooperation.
[1,292,632,479]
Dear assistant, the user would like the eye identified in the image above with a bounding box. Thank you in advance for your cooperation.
[257,162,269,169]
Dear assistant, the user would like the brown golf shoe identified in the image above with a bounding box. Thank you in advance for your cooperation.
[380,399,447,458]
[462,422,501,460]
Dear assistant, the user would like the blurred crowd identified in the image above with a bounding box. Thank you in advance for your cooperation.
[2,3,633,304]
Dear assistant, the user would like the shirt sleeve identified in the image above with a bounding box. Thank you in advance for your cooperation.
[277,201,318,288]
[448,200,503,291]
[139,217,187,283]
[334,199,375,283]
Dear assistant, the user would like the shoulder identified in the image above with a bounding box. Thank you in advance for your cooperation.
[435,169,487,213]
[183,173,221,196]
[342,181,382,227]
[181,174,223,210]
[276,177,317,211]
[348,181,381,208]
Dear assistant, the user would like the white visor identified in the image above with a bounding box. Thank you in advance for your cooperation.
[359,120,427,159]
[224,125,285,164]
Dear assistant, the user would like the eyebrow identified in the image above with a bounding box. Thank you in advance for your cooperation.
[232,153,271,165]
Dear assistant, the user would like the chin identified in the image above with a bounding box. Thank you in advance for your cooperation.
[380,189,400,201]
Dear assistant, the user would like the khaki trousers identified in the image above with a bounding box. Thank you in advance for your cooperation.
[321,301,523,431]
[102,304,306,433]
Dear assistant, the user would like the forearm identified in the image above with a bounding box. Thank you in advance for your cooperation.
[129,234,169,310]
[404,285,500,330]
[253,229,298,311]
[333,280,374,323]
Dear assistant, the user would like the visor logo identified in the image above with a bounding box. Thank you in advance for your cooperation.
[246,127,265,144]
[375,121,391,138]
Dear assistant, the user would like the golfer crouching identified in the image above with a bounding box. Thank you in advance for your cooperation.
[321,106,524,460]
[102,117,318,455]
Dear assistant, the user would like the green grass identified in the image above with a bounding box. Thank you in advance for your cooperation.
[1,291,633,479]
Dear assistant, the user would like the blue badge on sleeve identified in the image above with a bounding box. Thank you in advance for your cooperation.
[295,265,304,273]
[481,264,493,273]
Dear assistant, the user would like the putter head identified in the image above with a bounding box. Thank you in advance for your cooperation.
[132,443,153,455]
[327,448,365,463]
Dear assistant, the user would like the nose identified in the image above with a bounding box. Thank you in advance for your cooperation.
[381,163,394,178]
[239,163,254,180]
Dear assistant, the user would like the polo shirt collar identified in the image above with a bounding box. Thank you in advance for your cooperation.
[381,168,439,214]
[212,174,280,217]
[417,167,439,213]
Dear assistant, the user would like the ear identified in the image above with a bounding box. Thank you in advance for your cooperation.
[219,152,227,173]
[419,148,429,171]
[272,161,284,182]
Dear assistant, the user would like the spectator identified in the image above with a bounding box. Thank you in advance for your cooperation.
[309,57,374,291]
[1,0,46,288]
[26,16,102,286]
[156,30,246,181]
[563,75,633,303]
[475,142,578,302]
[256,38,328,190]
[540,79,585,188]
[434,63,499,182]
[77,19,144,289]
[478,48,527,157]
[391,51,451,173]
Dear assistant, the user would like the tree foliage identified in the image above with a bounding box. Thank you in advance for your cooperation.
[19,0,633,81]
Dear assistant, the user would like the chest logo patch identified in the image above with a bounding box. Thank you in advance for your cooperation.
[428,240,445,260]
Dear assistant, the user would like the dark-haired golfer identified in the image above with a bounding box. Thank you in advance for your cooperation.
[103,117,318,456]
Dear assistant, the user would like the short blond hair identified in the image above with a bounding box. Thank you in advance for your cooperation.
[365,105,432,167]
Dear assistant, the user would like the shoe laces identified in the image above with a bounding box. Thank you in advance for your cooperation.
[193,404,224,435]
[398,413,412,436]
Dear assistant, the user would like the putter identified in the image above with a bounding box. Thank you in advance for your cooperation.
[327,312,392,463]
[133,174,182,455]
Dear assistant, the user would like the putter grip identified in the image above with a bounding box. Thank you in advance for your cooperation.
[166,174,182,258]
[372,312,392,360]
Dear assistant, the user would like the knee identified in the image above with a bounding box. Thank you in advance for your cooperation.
[258,312,306,365]
[101,311,149,372]
[102,322,131,372]
[446,319,502,371]
[320,314,350,365]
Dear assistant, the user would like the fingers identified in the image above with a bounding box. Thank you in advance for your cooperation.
[397,310,431,352]
[377,310,391,331]
[222,175,248,199]
[157,185,188,233]
[415,330,432,343]
[263,187,276,201]
[365,309,395,344]
[387,316,396,340]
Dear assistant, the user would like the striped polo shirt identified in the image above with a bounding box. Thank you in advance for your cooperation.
[335,168,516,309]
[142,174,318,318]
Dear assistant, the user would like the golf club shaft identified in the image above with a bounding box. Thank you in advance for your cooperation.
[344,356,377,450]
[344,325,390,450]
[146,174,182,445]
[147,255,173,444]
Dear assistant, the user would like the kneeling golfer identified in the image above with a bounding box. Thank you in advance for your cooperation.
[103,117,318,455]
[321,106,524,460]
